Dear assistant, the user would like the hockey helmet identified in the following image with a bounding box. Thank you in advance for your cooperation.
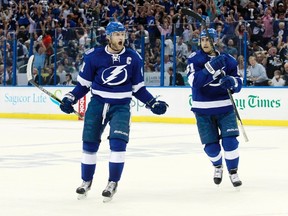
[106,22,125,36]
[200,28,217,42]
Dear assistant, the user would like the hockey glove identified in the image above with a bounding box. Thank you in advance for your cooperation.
[60,92,77,114]
[220,76,238,91]
[204,55,226,76]
[145,98,169,115]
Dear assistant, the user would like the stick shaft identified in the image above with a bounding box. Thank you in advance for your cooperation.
[26,55,84,119]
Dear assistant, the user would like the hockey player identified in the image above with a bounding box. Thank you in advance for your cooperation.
[186,28,243,187]
[60,21,168,201]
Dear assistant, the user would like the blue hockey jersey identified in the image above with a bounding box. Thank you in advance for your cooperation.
[186,50,242,115]
[73,46,153,104]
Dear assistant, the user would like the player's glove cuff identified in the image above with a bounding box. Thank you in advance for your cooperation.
[60,92,77,114]
[204,61,216,75]
[64,92,77,105]
[145,98,169,115]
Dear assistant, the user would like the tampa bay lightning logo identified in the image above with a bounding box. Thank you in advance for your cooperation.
[102,65,128,85]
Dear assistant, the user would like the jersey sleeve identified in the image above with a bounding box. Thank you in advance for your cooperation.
[77,49,96,88]
[224,54,243,93]
[70,50,96,100]
[131,51,154,104]
[186,52,217,88]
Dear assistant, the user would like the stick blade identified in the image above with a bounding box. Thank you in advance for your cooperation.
[181,8,204,22]
[26,55,35,81]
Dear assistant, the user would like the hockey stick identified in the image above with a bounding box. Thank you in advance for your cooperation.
[182,8,249,142]
[26,55,83,119]
[181,8,216,54]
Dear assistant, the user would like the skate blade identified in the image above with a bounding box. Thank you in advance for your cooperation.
[234,186,241,192]
[77,193,88,200]
[103,196,113,203]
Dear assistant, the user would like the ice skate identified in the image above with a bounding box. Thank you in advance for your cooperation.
[102,181,118,203]
[76,180,92,200]
[214,165,223,185]
[229,169,242,188]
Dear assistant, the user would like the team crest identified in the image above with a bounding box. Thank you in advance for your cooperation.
[102,65,128,85]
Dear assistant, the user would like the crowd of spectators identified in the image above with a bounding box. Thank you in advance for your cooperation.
[1,0,288,86]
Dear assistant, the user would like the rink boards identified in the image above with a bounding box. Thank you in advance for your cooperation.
[0,87,288,126]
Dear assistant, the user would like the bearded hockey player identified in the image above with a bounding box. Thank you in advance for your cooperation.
[60,21,168,201]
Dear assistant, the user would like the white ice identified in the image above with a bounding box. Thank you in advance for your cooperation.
[0,119,287,216]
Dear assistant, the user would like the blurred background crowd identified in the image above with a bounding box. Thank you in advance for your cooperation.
[1,0,288,87]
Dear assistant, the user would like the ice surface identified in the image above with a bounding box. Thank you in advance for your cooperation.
[0,119,287,216]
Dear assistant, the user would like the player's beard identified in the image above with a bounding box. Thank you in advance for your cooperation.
[109,40,124,53]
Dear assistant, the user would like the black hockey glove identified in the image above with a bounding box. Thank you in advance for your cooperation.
[220,76,237,91]
[204,55,226,76]
[60,92,77,114]
[146,98,169,115]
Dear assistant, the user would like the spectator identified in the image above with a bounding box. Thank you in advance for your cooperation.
[30,67,44,85]
[172,10,186,37]
[282,61,288,85]
[249,41,264,56]
[176,36,188,71]
[276,22,288,49]
[134,10,148,27]
[176,36,188,60]
[275,2,286,15]
[41,30,53,65]
[107,0,124,18]
[167,67,185,86]
[33,41,46,74]
[123,9,136,32]
[4,63,13,85]
[76,27,88,52]
[105,2,125,22]
[249,16,265,45]
[215,24,226,45]
[254,51,266,65]
[57,64,67,84]
[190,29,200,52]
[62,73,77,85]
[45,67,60,85]
[0,64,9,85]
[182,23,193,44]
[153,56,161,72]
[145,8,157,46]
[96,26,107,46]
[135,24,149,45]
[164,55,173,72]
[224,39,238,59]
[128,32,141,52]
[247,55,269,86]
[144,59,154,72]
[222,15,237,44]
[262,8,274,47]
[242,1,260,21]
[273,13,287,35]
[263,46,282,79]
[16,25,29,43]
[156,15,172,39]
[268,70,285,86]
[237,55,245,78]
